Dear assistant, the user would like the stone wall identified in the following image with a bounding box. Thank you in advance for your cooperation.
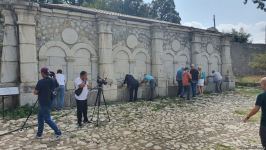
[0,1,235,107]
[231,42,266,76]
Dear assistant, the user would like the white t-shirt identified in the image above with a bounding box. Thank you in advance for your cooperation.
[74,77,89,100]
[56,74,65,86]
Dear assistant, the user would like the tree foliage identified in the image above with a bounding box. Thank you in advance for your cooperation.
[150,0,181,23]
[231,28,251,43]
[249,53,266,71]
[33,0,181,24]
[244,0,266,12]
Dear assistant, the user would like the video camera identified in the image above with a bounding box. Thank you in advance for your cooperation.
[97,76,108,87]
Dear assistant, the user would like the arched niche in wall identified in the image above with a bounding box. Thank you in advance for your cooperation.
[113,46,132,81]
[132,48,151,80]
[38,41,70,80]
[71,43,97,83]
[210,54,221,73]
[200,54,210,75]
[163,51,175,85]
[176,50,190,68]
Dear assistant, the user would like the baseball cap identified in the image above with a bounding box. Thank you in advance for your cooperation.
[40,67,49,75]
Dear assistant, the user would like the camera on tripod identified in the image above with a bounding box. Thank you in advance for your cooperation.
[96,76,108,87]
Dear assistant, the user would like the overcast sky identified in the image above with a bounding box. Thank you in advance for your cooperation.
[149,0,266,43]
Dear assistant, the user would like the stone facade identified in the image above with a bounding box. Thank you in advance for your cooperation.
[0,1,235,107]
[230,42,266,76]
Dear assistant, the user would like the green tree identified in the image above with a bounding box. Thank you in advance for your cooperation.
[244,0,266,12]
[150,0,181,24]
[231,28,251,43]
[249,53,266,71]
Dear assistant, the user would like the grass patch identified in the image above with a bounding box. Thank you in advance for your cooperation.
[151,103,167,111]
[236,75,263,84]
[0,105,38,120]
[215,143,234,150]
[234,108,261,122]
[235,86,262,97]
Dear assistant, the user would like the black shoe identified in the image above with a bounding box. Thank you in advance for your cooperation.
[84,120,92,124]
[78,123,82,128]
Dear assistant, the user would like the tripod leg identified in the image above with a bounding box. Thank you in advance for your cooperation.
[102,91,111,122]
[21,99,38,130]
[91,91,99,121]
[96,89,102,127]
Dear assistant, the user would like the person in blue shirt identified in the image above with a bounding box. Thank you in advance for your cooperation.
[176,67,184,97]
[34,67,61,139]
[141,74,156,101]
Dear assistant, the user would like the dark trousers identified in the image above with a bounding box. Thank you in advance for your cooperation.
[76,99,88,124]
[215,80,222,93]
[183,85,191,100]
[129,84,139,101]
[177,80,183,96]
[260,125,266,149]
[149,79,156,101]
[191,80,197,97]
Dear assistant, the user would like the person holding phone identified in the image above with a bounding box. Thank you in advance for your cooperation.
[74,71,92,127]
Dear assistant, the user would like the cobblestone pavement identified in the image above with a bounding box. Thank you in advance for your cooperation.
[0,91,263,150]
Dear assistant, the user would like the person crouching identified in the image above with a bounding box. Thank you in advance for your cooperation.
[123,74,139,102]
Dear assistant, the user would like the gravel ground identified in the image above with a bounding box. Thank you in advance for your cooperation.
[0,91,263,150]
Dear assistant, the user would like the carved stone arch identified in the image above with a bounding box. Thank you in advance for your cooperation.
[39,41,71,59]
[176,50,190,62]
[210,53,221,65]
[132,48,150,79]
[112,46,133,60]
[132,48,151,62]
[70,42,97,57]
[200,52,210,75]
[210,53,222,73]
[164,50,176,61]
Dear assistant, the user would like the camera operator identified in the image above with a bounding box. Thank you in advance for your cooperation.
[74,71,92,127]
[123,74,139,102]
[141,74,156,101]
[33,67,62,139]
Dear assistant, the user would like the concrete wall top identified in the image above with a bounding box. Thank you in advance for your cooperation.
[39,3,224,37]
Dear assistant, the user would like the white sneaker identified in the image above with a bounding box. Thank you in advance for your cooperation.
[50,134,62,141]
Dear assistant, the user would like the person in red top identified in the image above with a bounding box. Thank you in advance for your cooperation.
[181,67,192,100]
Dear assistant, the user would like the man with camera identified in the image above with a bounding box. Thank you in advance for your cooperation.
[74,71,92,127]
[34,67,62,139]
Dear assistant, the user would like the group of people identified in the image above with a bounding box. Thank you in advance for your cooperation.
[33,67,158,139]
[34,68,95,139]
[123,74,156,102]
[176,64,223,100]
[33,67,266,149]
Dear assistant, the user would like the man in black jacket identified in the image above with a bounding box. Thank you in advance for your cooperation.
[123,74,139,102]
[190,64,199,97]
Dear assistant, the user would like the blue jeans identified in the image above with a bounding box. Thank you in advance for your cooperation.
[37,105,61,137]
[55,85,65,110]
[191,81,197,97]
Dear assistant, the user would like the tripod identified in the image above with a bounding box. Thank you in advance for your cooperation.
[0,99,38,136]
[90,86,110,126]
